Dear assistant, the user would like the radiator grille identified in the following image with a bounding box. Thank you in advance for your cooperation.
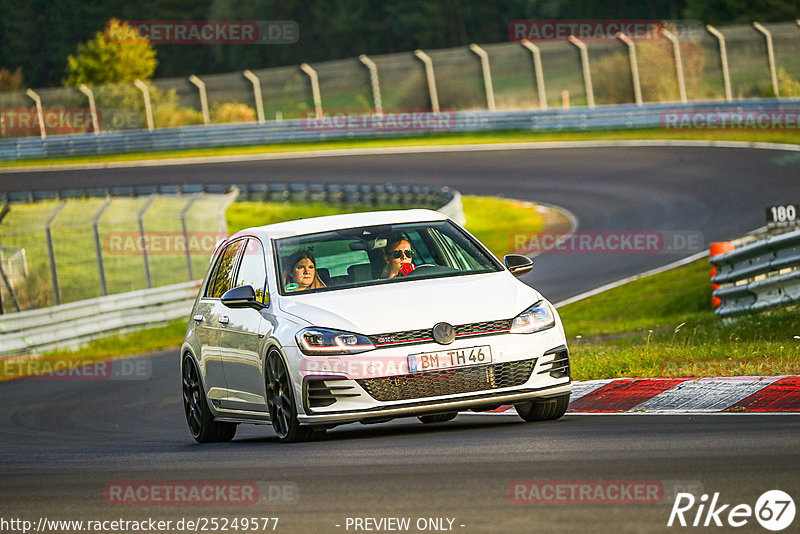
[369,319,512,347]
[356,358,536,402]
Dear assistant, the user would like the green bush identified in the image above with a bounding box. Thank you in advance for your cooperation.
[212,102,256,123]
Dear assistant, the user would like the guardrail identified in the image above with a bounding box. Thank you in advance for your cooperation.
[0,182,460,215]
[0,280,199,356]
[0,184,463,354]
[710,228,800,317]
[2,99,798,161]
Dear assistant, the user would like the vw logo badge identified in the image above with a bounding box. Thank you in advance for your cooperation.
[432,322,456,345]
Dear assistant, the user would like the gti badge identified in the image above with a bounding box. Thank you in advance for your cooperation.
[432,322,456,345]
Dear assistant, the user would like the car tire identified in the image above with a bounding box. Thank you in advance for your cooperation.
[265,351,312,443]
[182,355,237,443]
[515,394,570,422]
[418,412,459,424]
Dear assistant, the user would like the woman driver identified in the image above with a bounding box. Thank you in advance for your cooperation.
[283,250,326,292]
[382,235,416,278]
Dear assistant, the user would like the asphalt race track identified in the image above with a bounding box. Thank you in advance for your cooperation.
[1,144,799,301]
[1,353,799,533]
[1,144,799,533]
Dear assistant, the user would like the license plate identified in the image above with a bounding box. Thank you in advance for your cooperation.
[408,345,492,373]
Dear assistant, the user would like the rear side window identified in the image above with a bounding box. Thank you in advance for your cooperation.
[234,239,268,304]
[206,240,245,298]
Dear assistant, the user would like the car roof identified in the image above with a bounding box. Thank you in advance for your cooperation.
[231,209,449,240]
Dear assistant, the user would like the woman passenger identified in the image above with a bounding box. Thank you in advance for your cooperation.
[283,250,326,292]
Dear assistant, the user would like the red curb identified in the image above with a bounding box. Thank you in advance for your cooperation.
[567,378,694,413]
[727,377,800,412]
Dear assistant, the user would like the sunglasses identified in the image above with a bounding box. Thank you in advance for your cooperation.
[389,249,414,259]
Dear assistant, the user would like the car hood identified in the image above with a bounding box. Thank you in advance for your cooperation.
[277,272,542,335]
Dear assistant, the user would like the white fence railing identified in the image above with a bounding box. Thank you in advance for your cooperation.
[0,280,199,356]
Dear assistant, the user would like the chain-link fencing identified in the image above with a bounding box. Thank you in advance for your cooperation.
[3,21,798,139]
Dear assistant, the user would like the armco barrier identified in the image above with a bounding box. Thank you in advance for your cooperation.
[2,99,799,161]
[710,228,800,317]
[0,182,460,219]
[0,185,464,354]
[0,281,199,356]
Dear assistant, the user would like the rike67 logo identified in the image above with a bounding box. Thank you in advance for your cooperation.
[668,490,795,531]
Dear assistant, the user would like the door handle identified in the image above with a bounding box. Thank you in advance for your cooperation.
[218,316,230,325]
[193,315,204,323]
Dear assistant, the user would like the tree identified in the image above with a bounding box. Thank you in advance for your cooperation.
[684,0,800,24]
[64,19,157,86]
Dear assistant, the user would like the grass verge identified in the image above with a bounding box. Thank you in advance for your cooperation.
[2,128,799,169]
[4,195,544,378]
[560,258,800,380]
[10,197,797,382]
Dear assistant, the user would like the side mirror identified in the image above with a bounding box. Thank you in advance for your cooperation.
[221,285,266,310]
[504,254,534,277]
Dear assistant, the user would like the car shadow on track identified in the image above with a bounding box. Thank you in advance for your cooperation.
[224,414,570,445]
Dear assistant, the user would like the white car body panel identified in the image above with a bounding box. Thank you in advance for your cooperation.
[181,209,571,434]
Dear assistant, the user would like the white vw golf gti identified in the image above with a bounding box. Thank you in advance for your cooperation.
[181,209,570,442]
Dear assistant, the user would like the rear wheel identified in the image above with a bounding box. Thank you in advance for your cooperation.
[265,352,312,443]
[515,394,570,422]
[182,355,236,443]
[418,412,458,424]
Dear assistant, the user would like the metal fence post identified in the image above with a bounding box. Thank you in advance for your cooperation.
[414,50,440,113]
[617,33,642,105]
[0,202,20,314]
[752,22,779,97]
[469,44,496,111]
[133,79,154,131]
[45,201,66,305]
[521,39,547,109]
[358,54,383,116]
[188,75,211,125]
[137,197,156,288]
[25,89,46,139]
[706,25,732,102]
[180,194,200,280]
[92,197,113,296]
[300,63,323,119]
[78,84,101,134]
[242,70,265,123]
[662,29,687,103]
[568,36,595,108]
[217,189,238,248]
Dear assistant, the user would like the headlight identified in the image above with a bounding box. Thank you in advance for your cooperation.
[295,327,375,355]
[510,301,555,334]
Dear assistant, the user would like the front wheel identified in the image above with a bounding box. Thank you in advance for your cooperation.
[265,352,312,443]
[515,394,570,422]
[182,355,236,443]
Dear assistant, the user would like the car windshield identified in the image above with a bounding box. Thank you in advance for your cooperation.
[274,220,503,294]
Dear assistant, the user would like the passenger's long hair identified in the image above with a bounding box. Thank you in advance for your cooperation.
[282,250,326,291]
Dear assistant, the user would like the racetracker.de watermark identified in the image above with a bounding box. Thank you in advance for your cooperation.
[510,480,703,505]
[511,231,704,255]
[105,20,298,44]
[664,360,800,376]
[301,109,456,133]
[302,354,419,380]
[509,20,665,42]
[0,108,97,134]
[103,231,229,255]
[104,481,298,506]
[1,358,152,381]
[661,110,800,130]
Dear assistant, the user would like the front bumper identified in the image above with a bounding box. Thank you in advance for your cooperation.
[297,382,571,424]
[291,332,571,424]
